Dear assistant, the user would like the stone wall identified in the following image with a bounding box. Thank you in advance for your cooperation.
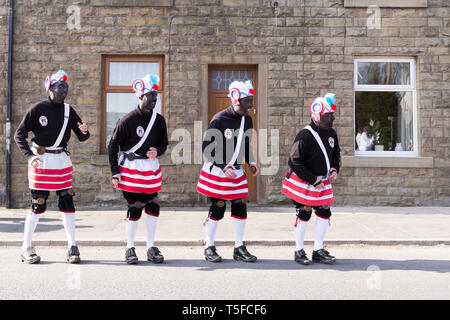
[0,0,9,205]
[0,0,449,208]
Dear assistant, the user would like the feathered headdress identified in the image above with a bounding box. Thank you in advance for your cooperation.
[309,93,337,121]
[132,74,160,98]
[44,70,68,90]
[228,80,255,106]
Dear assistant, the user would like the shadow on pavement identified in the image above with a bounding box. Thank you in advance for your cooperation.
[31,258,450,273]
[0,217,93,233]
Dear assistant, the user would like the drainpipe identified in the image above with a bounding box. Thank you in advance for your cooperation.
[6,0,14,208]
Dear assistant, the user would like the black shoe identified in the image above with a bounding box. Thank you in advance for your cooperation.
[21,247,40,264]
[233,245,257,263]
[312,248,336,264]
[67,245,81,264]
[125,247,138,264]
[204,246,222,263]
[147,247,164,264]
[294,249,312,265]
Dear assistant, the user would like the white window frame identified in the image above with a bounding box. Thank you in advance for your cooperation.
[354,57,418,157]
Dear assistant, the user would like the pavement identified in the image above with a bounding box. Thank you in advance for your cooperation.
[0,206,449,247]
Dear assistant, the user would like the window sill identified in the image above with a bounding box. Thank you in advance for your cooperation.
[342,155,433,168]
[344,0,427,7]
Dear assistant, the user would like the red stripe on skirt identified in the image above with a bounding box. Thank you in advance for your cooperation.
[198,177,248,191]
[29,173,72,182]
[287,172,332,187]
[283,179,333,198]
[120,175,162,185]
[30,181,73,190]
[30,166,73,175]
[118,183,161,194]
[200,169,247,184]
[282,185,333,207]
[196,186,248,200]
[119,166,161,177]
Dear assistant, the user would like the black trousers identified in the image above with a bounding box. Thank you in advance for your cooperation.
[30,189,75,213]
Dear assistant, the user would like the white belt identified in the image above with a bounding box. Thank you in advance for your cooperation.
[32,142,64,151]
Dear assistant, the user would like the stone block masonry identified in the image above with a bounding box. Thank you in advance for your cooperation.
[0,0,448,208]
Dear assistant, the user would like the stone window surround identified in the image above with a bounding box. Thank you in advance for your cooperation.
[343,155,433,168]
[354,57,417,156]
[344,0,427,7]
[350,56,433,169]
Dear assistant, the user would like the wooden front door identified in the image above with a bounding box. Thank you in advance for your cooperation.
[208,65,258,202]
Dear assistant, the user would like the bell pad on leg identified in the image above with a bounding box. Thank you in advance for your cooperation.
[230,199,247,219]
[30,190,49,214]
[56,191,75,213]
[208,198,226,221]
[315,207,331,219]
[127,206,143,221]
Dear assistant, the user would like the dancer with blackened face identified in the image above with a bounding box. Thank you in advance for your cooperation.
[197,80,260,263]
[14,70,90,264]
[108,74,168,265]
[282,93,341,265]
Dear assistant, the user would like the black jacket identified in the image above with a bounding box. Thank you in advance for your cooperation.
[14,98,90,158]
[202,105,254,169]
[288,121,341,185]
[108,107,168,176]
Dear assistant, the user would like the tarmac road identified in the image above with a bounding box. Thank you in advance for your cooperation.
[1,245,449,300]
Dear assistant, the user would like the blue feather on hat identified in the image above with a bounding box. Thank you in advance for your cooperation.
[324,93,335,107]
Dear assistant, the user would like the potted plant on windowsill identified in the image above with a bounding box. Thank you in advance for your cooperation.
[369,119,389,151]
[374,134,384,151]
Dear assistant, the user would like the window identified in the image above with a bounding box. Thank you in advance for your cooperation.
[211,69,254,90]
[101,55,164,153]
[354,58,417,156]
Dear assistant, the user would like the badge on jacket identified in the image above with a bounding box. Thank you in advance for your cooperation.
[224,128,233,140]
[39,116,48,126]
[328,137,334,148]
[136,126,145,137]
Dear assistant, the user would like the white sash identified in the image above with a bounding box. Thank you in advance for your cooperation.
[126,110,157,154]
[51,103,70,148]
[305,125,330,174]
[227,116,245,167]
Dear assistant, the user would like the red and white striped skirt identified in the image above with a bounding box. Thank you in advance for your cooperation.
[28,152,73,191]
[197,162,248,200]
[117,155,162,194]
[282,171,334,206]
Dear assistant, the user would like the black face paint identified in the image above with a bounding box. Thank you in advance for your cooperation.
[236,96,254,116]
[139,91,158,115]
[317,112,335,129]
[49,81,69,103]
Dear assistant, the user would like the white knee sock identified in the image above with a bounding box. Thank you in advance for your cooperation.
[314,216,329,251]
[62,212,77,248]
[294,218,308,251]
[126,219,139,249]
[145,214,158,250]
[23,211,40,250]
[233,218,246,248]
[205,218,219,247]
